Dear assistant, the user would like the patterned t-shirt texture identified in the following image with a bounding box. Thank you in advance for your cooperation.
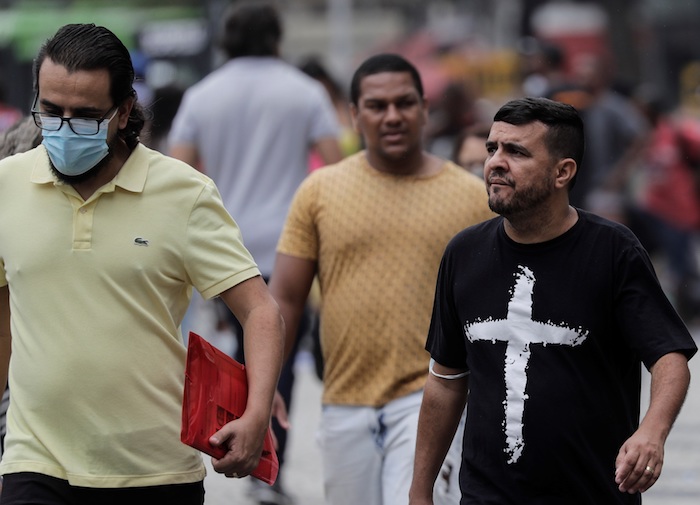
[277,152,494,406]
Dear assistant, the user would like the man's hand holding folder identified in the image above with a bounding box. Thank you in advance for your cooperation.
[181,331,280,485]
[208,409,272,478]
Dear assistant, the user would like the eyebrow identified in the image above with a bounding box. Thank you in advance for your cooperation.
[39,98,104,116]
[363,92,418,104]
[486,140,532,156]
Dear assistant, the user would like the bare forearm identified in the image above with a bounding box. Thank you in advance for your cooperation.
[276,296,306,362]
[641,352,691,438]
[410,373,468,503]
[615,351,692,493]
[268,254,317,362]
[240,303,285,423]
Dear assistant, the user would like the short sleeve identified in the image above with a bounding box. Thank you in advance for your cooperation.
[167,90,199,147]
[307,84,341,143]
[276,176,320,261]
[184,180,260,299]
[425,244,469,369]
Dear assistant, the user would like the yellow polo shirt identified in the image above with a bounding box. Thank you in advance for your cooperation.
[0,144,259,487]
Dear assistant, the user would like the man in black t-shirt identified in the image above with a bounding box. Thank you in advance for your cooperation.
[409,97,697,505]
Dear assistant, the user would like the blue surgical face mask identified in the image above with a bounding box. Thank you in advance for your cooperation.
[41,109,118,177]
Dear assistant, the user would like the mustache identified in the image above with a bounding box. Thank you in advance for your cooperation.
[487,170,514,186]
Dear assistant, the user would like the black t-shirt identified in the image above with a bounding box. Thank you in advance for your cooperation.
[427,210,697,505]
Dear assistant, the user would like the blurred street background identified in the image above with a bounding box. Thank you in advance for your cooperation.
[2,0,700,119]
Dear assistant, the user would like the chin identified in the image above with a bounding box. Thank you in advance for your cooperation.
[50,149,114,185]
[381,145,414,161]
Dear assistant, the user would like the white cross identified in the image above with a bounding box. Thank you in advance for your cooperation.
[464,265,588,463]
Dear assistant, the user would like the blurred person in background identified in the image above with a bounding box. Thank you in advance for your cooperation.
[146,84,184,154]
[168,2,342,504]
[518,38,569,98]
[451,122,491,178]
[299,55,361,171]
[425,81,481,160]
[0,116,42,160]
[269,53,495,505]
[410,96,696,505]
[0,83,21,134]
[556,52,648,218]
[606,85,700,323]
[0,23,284,504]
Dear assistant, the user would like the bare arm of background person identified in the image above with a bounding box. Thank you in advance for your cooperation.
[169,144,203,173]
[313,136,343,166]
[268,253,317,362]
[409,362,469,505]
[615,351,691,494]
[208,276,285,477]
[0,286,10,393]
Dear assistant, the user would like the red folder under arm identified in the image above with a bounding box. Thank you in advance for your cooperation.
[181,331,279,485]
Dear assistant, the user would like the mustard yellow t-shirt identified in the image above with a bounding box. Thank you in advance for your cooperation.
[0,144,259,487]
[278,152,494,406]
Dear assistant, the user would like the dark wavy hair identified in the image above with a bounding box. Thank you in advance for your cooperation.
[219,1,282,59]
[33,23,145,149]
[350,53,424,106]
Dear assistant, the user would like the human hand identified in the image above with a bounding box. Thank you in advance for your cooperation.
[269,389,289,450]
[614,427,664,494]
[209,415,266,478]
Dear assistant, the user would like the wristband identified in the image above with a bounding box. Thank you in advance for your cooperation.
[429,358,469,380]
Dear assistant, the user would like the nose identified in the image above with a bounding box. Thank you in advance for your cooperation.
[484,148,508,177]
[385,103,401,122]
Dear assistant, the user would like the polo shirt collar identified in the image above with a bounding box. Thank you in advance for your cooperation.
[31,143,148,193]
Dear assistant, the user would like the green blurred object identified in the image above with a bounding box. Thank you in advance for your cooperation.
[0,3,202,61]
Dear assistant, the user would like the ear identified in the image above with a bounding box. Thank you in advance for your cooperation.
[421,95,430,124]
[555,158,577,189]
[117,96,135,130]
[349,102,361,134]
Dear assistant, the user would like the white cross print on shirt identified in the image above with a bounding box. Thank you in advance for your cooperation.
[464,265,588,463]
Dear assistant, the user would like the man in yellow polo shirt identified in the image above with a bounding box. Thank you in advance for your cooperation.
[0,24,284,504]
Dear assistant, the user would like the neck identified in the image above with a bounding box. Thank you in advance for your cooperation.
[365,151,442,177]
[503,204,578,244]
[73,141,133,200]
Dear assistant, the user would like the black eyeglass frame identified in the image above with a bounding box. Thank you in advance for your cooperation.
[30,95,118,136]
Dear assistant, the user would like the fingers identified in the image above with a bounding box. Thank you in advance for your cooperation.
[615,453,661,494]
[271,390,291,430]
[209,422,234,448]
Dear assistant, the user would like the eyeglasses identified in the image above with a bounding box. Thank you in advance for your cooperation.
[31,96,118,136]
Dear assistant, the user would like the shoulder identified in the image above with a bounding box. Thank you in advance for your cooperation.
[131,144,214,191]
[0,145,42,167]
[439,160,486,187]
[0,146,45,182]
[576,209,641,245]
[290,154,366,210]
[304,152,365,184]
[447,215,501,247]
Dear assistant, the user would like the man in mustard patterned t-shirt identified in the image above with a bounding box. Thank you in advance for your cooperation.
[269,54,495,505]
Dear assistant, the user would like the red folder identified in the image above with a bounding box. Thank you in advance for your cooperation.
[181,331,279,485]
